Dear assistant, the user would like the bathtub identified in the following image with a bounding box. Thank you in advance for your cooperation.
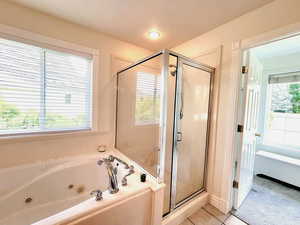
[0,149,164,225]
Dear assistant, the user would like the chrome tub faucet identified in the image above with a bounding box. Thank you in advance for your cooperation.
[97,155,134,194]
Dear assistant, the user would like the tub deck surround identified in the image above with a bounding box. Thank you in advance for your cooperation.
[33,177,160,225]
[0,149,165,225]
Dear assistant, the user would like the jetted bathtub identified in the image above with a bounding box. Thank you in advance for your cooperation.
[0,149,164,225]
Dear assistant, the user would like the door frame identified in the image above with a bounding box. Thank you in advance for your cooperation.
[231,23,300,210]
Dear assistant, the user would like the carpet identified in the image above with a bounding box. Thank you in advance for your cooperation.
[233,175,300,225]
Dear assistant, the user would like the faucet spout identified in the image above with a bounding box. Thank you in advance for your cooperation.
[97,157,119,194]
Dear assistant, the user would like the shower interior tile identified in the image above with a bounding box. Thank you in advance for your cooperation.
[203,204,231,222]
[224,215,248,225]
[189,208,222,225]
[179,219,194,225]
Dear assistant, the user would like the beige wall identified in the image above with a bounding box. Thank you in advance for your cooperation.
[172,0,300,211]
[2,0,300,212]
[0,1,152,168]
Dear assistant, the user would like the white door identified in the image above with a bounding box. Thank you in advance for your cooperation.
[234,51,263,208]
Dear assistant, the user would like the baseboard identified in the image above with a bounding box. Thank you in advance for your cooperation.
[208,194,231,213]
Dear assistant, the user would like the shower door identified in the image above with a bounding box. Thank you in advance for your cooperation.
[170,58,212,209]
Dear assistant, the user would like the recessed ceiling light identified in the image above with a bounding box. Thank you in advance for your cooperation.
[148,30,160,40]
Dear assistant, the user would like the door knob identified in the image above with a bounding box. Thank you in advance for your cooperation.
[255,133,261,137]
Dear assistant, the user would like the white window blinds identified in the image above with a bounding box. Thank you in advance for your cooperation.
[0,38,92,135]
[135,71,160,125]
[269,71,300,84]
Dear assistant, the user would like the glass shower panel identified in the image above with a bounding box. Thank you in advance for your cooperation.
[116,55,162,177]
[175,62,211,205]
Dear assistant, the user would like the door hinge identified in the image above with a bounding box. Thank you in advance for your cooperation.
[237,124,244,133]
[176,131,183,142]
[156,165,160,176]
[241,66,248,74]
[234,160,238,170]
[233,180,239,189]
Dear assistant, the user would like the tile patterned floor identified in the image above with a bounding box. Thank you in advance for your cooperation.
[180,204,248,225]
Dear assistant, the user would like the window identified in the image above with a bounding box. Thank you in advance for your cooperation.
[0,38,92,135]
[264,72,300,148]
[135,72,160,125]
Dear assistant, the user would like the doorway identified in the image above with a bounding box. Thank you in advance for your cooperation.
[233,34,300,225]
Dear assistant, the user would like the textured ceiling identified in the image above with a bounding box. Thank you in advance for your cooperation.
[8,0,274,50]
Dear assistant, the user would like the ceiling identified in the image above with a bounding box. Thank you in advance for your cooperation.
[252,35,300,70]
[253,35,300,60]
[7,0,274,50]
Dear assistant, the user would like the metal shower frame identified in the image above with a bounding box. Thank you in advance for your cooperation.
[115,49,215,214]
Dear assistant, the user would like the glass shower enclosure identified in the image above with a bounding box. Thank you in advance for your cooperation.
[115,50,214,215]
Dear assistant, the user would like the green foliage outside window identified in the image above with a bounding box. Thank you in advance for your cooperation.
[0,99,20,123]
[135,96,160,124]
[289,84,300,113]
[0,98,37,130]
[0,98,86,132]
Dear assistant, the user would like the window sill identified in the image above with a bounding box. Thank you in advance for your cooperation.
[258,144,300,159]
[256,151,300,166]
[0,128,101,144]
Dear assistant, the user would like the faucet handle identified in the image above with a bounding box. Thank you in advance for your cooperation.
[108,155,130,169]
[97,159,104,166]
[122,165,135,186]
[129,165,134,173]
[90,189,103,201]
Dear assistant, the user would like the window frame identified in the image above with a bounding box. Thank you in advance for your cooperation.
[134,71,161,126]
[259,70,300,154]
[0,24,100,141]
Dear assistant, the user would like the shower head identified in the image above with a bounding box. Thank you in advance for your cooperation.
[169,64,177,76]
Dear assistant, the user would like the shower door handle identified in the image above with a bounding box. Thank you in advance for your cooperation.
[176,132,182,142]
